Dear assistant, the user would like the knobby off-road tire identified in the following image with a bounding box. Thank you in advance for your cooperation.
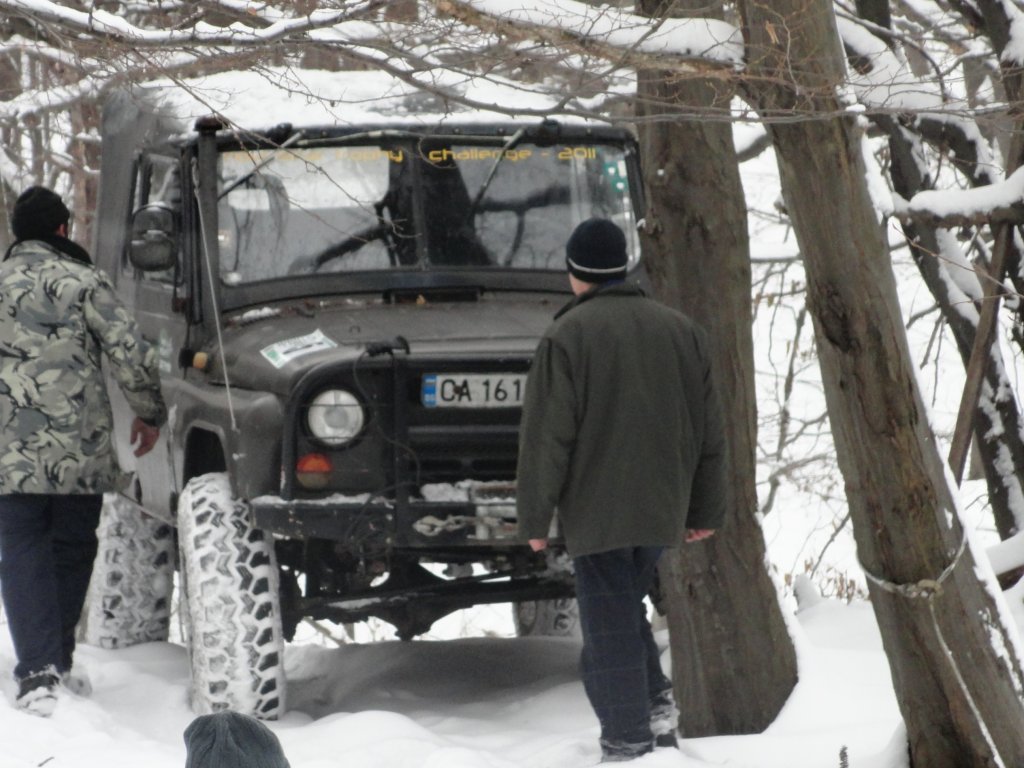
[177,473,286,719]
[80,493,174,648]
[513,598,581,638]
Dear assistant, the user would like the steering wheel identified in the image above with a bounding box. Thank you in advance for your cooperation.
[310,225,390,271]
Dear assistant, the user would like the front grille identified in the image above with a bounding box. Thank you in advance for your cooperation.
[401,359,527,485]
[286,354,529,500]
[407,427,519,483]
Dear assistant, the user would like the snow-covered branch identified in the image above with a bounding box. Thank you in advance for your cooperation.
[896,166,1024,227]
[431,0,743,74]
[0,0,384,46]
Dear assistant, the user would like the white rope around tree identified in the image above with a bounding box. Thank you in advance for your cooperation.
[859,532,1006,768]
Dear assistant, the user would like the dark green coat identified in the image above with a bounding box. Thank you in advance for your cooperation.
[516,282,727,556]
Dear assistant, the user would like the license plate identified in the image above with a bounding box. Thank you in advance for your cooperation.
[421,373,526,408]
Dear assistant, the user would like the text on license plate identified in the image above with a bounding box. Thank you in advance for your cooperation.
[422,374,526,408]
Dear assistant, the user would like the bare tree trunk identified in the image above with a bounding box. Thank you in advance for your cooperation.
[878,113,1024,541]
[70,100,101,249]
[855,0,1024,542]
[0,37,16,250]
[636,0,797,736]
[741,0,1024,763]
[385,0,418,21]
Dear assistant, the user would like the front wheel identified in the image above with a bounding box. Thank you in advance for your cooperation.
[177,473,286,718]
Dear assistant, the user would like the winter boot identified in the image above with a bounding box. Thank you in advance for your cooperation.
[15,666,60,717]
[650,688,679,749]
[599,737,654,763]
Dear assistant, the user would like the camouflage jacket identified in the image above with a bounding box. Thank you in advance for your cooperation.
[0,240,167,495]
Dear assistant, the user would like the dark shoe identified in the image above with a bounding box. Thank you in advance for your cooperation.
[15,666,60,717]
[654,732,678,749]
[599,738,654,763]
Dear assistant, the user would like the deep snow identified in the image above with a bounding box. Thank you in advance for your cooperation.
[0,593,909,768]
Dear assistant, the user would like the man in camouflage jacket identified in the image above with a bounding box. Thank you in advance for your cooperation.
[0,186,167,717]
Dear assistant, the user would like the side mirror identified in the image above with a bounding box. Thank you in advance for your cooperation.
[129,203,178,272]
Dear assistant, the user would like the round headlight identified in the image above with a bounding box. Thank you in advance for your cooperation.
[307,389,365,446]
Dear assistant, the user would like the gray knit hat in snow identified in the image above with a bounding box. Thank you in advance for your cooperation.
[184,711,290,768]
[565,217,628,283]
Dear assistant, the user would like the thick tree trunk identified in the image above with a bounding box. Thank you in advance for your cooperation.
[741,0,1024,763]
[636,0,798,734]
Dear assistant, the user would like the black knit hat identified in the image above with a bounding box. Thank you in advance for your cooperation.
[184,712,291,768]
[565,218,628,283]
[11,186,70,241]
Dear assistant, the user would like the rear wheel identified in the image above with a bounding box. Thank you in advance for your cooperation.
[177,472,286,718]
[80,493,174,649]
[513,598,581,638]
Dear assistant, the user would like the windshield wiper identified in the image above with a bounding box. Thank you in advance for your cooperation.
[218,129,304,200]
[464,128,526,223]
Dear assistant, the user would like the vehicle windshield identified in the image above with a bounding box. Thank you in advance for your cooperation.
[216,136,640,284]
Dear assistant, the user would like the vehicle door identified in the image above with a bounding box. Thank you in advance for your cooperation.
[112,151,189,518]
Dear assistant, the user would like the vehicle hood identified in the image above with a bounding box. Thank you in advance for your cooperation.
[202,293,565,394]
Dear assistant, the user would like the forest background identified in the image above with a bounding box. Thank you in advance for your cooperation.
[4,0,1024,765]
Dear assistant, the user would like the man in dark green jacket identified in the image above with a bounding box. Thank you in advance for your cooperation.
[516,217,727,762]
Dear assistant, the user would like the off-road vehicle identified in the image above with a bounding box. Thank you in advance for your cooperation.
[80,74,645,718]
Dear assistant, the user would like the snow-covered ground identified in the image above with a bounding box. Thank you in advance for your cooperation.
[0,593,910,768]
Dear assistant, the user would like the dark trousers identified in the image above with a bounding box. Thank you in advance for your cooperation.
[573,546,671,748]
[0,494,102,680]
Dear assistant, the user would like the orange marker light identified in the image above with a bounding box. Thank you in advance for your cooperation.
[296,453,332,490]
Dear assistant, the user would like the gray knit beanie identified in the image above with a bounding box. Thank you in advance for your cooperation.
[184,711,290,768]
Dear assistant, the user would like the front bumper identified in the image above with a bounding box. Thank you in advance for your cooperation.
[251,485,524,549]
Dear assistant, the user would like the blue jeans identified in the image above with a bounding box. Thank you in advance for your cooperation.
[0,494,102,680]
[573,546,671,752]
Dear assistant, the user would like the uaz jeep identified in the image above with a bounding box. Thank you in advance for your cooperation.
[82,73,645,718]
